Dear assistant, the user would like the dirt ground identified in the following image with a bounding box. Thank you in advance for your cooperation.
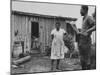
[11,43,96,74]
[11,54,81,74]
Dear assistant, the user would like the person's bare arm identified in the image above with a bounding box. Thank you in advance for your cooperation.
[86,16,96,33]
[86,25,96,33]
[51,34,54,42]
[83,16,96,36]
[63,33,67,41]
[70,24,79,34]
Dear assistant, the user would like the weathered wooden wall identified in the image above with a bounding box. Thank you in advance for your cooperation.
[11,14,67,54]
[11,14,30,54]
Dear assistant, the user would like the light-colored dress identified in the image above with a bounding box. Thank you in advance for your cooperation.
[51,28,66,59]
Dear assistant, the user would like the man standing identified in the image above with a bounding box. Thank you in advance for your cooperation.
[77,5,96,70]
[71,5,96,70]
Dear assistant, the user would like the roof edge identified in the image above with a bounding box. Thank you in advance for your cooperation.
[12,10,77,21]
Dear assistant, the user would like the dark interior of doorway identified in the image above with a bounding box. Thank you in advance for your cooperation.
[31,22,39,38]
[31,22,39,50]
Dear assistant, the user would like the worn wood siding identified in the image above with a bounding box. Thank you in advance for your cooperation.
[41,18,55,52]
[11,14,67,53]
[11,14,15,53]
[11,14,30,54]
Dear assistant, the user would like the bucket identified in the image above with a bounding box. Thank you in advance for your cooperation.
[13,42,22,58]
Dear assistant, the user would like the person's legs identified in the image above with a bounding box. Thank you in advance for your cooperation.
[79,45,91,70]
[51,59,55,70]
[80,55,87,70]
[79,46,87,70]
[90,46,96,69]
[90,55,96,69]
[78,35,92,70]
[84,44,91,70]
[86,55,91,70]
[56,59,60,69]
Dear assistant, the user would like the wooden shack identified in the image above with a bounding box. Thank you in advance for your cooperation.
[11,10,77,55]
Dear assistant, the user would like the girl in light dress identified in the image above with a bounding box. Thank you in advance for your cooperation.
[50,22,66,70]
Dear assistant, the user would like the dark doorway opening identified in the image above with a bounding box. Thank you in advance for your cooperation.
[31,22,39,49]
[31,22,39,38]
